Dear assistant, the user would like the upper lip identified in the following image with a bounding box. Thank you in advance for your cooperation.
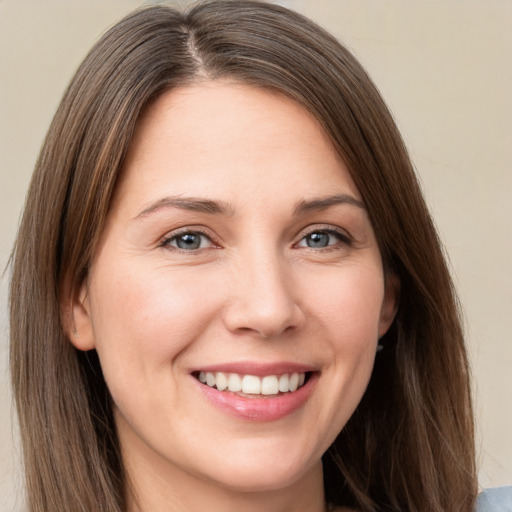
[189,361,318,376]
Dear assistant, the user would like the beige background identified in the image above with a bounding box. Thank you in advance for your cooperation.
[1,0,510,509]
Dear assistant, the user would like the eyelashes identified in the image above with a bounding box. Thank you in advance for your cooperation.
[295,229,351,250]
[160,225,352,254]
[161,227,218,252]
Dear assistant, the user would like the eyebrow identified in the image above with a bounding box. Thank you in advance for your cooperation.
[134,193,365,220]
[293,194,365,215]
[134,196,235,219]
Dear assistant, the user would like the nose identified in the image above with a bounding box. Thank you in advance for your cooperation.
[222,250,305,339]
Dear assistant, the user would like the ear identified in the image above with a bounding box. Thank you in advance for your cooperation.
[378,273,400,338]
[61,276,96,351]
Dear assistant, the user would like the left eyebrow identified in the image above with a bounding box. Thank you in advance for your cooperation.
[133,195,235,220]
[293,194,365,215]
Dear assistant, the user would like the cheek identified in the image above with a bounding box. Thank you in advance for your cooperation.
[87,260,221,387]
[292,264,385,442]
[307,264,384,386]
[303,262,385,344]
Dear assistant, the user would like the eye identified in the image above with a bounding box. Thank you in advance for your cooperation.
[163,230,214,251]
[296,229,348,249]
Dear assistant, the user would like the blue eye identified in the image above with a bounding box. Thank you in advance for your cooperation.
[164,231,213,251]
[297,230,346,249]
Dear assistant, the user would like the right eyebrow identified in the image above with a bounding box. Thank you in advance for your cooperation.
[293,194,365,215]
[133,196,235,220]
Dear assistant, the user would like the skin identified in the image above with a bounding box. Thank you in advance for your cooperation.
[71,81,397,512]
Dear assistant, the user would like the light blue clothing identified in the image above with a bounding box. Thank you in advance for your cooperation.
[475,487,512,511]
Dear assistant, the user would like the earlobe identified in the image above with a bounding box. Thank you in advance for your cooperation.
[378,273,400,337]
[62,278,96,351]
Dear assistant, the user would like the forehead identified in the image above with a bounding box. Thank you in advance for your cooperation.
[113,80,361,214]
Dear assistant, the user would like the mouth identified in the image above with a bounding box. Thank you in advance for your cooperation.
[191,362,318,420]
[193,371,311,397]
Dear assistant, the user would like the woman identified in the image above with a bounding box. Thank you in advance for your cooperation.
[9,1,481,511]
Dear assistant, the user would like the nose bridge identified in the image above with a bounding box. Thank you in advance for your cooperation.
[223,242,303,338]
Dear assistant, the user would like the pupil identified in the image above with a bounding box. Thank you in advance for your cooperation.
[177,234,200,250]
[308,232,328,248]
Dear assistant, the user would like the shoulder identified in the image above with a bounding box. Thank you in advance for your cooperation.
[331,490,512,512]
[474,487,512,511]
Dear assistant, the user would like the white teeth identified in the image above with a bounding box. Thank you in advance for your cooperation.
[289,373,299,392]
[206,372,215,387]
[215,372,228,391]
[198,371,307,395]
[261,375,279,395]
[278,374,289,392]
[228,373,242,392]
[242,375,261,394]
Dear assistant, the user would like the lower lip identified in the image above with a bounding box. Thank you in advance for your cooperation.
[195,373,318,422]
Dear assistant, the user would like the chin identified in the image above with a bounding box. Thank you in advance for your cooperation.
[201,459,319,494]
[188,436,324,494]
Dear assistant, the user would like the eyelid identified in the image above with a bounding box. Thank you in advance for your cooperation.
[294,224,352,249]
[159,226,221,251]
[295,224,351,241]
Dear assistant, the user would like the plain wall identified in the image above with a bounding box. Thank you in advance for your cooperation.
[1,0,510,510]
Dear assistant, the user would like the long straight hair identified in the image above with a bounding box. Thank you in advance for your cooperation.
[10,2,477,511]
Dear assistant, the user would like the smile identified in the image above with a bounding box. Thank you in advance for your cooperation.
[196,371,308,396]
[191,363,318,421]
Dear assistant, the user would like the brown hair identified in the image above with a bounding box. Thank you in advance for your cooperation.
[9,1,477,511]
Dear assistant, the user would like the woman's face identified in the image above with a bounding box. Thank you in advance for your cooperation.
[72,81,396,497]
